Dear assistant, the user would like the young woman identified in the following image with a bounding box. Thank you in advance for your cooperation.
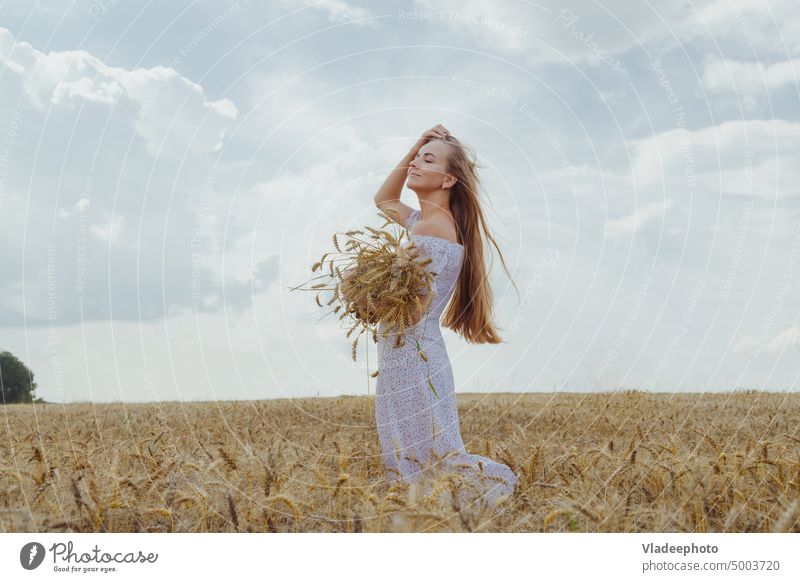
[373,124,518,510]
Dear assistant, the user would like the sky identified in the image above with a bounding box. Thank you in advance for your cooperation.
[0,0,798,403]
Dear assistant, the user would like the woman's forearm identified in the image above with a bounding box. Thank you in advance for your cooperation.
[373,150,414,206]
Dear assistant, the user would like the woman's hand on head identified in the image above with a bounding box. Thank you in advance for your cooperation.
[408,124,450,157]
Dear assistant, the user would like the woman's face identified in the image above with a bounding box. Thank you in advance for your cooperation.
[407,140,454,191]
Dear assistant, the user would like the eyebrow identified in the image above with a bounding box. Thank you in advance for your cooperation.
[417,152,436,159]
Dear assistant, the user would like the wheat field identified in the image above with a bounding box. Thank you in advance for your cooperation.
[1,390,798,533]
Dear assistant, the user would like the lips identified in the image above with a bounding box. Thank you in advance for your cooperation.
[408,170,421,177]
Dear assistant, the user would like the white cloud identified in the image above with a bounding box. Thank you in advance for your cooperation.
[685,0,800,56]
[407,0,800,71]
[630,119,800,199]
[278,0,375,26]
[0,27,268,327]
[238,69,363,161]
[408,0,696,63]
[89,213,124,244]
[604,198,675,239]
[732,335,758,352]
[0,28,238,157]
[734,326,800,354]
[765,326,800,353]
[701,56,800,95]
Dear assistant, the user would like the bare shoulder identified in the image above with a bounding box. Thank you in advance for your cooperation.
[374,200,415,228]
[413,214,459,245]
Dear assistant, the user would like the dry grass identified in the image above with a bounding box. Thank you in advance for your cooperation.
[290,209,442,395]
[0,390,798,532]
[290,209,436,356]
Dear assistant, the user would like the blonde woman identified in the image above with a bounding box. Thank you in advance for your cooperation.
[373,124,518,510]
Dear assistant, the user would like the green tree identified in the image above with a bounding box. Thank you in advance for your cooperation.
[0,351,39,404]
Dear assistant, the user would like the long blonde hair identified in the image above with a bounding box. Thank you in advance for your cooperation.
[439,135,519,344]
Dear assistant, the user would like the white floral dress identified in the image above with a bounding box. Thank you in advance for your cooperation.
[374,209,517,510]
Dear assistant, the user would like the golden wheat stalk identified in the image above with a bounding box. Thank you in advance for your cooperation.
[289,211,441,397]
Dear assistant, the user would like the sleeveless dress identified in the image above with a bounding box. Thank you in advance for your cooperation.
[374,209,517,511]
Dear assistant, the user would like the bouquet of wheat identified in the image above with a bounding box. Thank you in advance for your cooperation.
[289,208,441,397]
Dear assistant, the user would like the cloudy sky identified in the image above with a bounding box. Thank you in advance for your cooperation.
[1,0,798,403]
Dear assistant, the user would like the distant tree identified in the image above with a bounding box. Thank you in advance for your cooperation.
[0,351,38,404]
